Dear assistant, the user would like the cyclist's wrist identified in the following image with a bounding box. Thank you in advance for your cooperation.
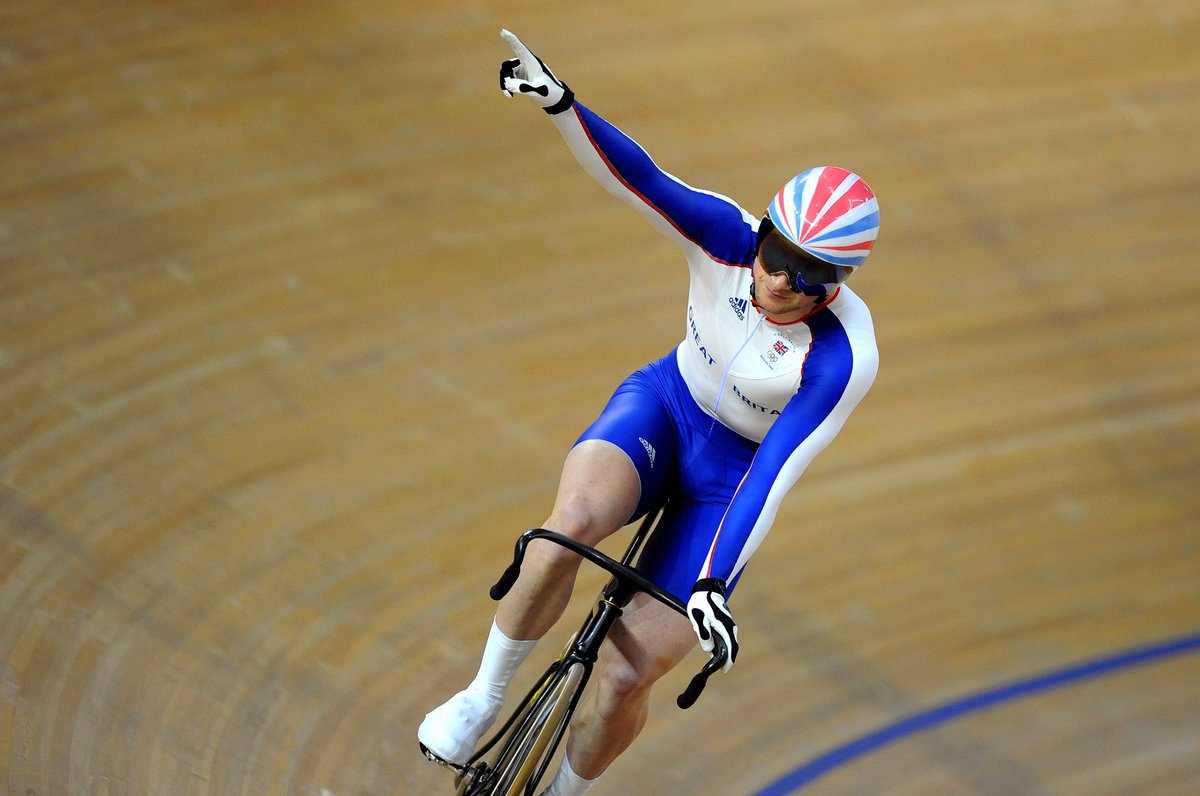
[691,577,728,596]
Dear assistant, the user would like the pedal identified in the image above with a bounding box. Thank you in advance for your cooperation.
[419,742,467,774]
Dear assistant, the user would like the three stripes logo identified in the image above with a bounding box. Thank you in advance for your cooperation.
[638,437,656,468]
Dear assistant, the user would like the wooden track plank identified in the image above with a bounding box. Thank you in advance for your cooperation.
[1,1,1197,793]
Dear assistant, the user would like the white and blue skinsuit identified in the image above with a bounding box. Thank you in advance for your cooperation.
[549,100,879,602]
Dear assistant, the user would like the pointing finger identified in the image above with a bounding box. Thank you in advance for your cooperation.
[499,29,543,80]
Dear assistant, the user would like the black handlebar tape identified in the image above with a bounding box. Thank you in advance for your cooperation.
[676,640,728,709]
[490,560,522,601]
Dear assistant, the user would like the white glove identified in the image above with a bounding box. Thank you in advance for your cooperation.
[687,578,740,673]
[498,29,574,115]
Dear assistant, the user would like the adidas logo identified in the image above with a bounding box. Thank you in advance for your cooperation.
[728,297,747,320]
[639,437,656,468]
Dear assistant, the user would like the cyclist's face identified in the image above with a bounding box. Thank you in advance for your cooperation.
[751,257,854,320]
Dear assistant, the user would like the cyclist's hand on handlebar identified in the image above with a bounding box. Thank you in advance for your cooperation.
[688,578,739,673]
[498,29,574,114]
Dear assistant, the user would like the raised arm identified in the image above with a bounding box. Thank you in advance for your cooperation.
[498,30,755,264]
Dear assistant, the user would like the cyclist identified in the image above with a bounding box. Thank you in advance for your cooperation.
[419,29,881,795]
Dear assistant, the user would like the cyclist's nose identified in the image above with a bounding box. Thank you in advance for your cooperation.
[764,269,793,293]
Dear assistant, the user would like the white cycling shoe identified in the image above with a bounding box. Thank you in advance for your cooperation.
[418,687,503,766]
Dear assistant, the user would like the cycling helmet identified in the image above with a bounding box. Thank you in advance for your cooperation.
[760,167,880,269]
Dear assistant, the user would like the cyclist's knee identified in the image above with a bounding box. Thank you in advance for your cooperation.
[596,658,651,710]
[522,536,582,581]
[522,503,597,577]
[594,602,694,709]
[595,649,670,707]
[543,494,613,546]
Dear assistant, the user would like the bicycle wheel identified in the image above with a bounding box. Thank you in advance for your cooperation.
[475,661,584,796]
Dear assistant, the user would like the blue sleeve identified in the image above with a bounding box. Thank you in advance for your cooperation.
[561,102,757,266]
[701,309,865,585]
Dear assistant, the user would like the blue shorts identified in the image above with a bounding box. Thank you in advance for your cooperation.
[574,351,758,602]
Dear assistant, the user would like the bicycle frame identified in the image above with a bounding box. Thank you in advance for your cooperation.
[447,506,728,794]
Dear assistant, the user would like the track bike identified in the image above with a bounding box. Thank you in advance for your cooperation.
[421,505,729,795]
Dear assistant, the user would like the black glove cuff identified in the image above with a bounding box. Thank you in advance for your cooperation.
[543,84,574,115]
[691,577,728,596]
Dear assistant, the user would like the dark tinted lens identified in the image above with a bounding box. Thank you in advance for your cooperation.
[758,233,844,292]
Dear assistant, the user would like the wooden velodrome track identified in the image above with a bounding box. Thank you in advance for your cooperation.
[2,1,1198,794]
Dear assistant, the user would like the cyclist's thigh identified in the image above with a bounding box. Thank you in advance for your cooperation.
[569,366,678,526]
[545,440,642,546]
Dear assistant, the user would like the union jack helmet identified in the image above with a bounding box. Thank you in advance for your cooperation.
[764,167,880,268]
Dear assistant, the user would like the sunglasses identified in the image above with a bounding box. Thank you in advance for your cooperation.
[756,227,849,297]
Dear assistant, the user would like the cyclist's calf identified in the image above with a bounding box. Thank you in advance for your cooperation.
[495,516,599,641]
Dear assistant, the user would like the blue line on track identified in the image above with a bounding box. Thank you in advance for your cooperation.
[752,632,1200,795]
